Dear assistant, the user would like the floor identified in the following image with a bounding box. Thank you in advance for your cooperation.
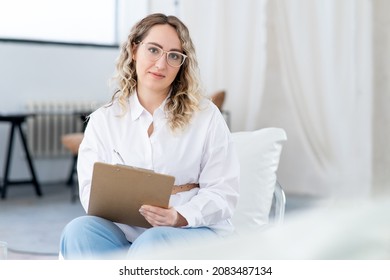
[0,182,324,260]
[0,182,84,260]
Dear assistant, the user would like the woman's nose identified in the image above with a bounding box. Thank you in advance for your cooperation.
[155,53,168,69]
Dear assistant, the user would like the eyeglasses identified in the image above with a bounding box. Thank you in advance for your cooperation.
[138,41,187,67]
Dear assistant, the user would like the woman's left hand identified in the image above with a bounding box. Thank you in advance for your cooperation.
[139,205,188,227]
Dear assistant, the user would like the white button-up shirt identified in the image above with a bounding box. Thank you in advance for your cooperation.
[77,93,240,242]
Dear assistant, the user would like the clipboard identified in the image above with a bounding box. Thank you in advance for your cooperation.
[87,162,175,228]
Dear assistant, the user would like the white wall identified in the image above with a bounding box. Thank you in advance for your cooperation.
[0,42,118,183]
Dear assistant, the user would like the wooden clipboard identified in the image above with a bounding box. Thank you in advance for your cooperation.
[87,162,175,228]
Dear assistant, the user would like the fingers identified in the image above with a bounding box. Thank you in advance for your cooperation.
[139,205,178,227]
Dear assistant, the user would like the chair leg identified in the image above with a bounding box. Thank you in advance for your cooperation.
[71,183,78,203]
[1,124,15,199]
[66,155,77,186]
[66,155,79,203]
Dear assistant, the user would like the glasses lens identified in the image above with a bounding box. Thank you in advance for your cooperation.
[144,43,163,60]
[167,52,185,67]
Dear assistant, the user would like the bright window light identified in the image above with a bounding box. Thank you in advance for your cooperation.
[0,0,117,45]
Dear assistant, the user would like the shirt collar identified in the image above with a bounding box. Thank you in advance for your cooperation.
[129,91,170,121]
[129,93,144,121]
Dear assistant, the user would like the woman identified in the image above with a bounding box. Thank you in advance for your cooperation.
[60,13,240,259]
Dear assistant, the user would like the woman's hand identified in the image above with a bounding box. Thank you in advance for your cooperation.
[139,205,188,227]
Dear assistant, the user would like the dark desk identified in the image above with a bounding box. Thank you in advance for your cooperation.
[0,114,42,199]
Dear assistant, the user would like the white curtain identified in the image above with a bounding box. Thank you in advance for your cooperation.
[180,0,268,131]
[148,0,373,197]
[274,0,372,197]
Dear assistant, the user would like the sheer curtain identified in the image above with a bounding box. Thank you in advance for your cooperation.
[147,0,373,197]
[180,0,268,131]
[274,0,372,197]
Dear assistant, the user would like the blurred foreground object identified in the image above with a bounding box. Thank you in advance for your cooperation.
[145,197,390,260]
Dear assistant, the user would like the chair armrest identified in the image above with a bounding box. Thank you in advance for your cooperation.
[270,181,286,226]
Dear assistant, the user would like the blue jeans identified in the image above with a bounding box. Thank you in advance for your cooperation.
[60,216,218,259]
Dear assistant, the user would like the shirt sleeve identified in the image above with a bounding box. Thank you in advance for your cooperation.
[174,110,240,227]
[77,110,109,212]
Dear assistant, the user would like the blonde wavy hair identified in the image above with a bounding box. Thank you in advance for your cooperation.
[111,13,203,131]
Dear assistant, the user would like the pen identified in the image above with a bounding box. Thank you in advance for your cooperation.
[113,149,125,164]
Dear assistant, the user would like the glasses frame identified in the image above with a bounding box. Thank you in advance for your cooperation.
[138,41,187,68]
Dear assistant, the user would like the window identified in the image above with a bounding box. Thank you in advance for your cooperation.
[0,0,118,45]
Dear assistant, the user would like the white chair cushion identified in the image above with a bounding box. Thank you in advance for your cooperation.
[231,128,287,234]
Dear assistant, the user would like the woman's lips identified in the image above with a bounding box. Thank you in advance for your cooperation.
[149,71,165,79]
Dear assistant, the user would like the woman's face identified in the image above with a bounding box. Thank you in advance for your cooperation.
[133,24,182,96]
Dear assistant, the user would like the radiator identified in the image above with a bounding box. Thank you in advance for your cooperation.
[26,101,99,157]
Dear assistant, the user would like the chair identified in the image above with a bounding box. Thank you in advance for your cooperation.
[210,90,231,128]
[211,90,225,111]
[61,132,84,185]
[61,132,84,202]
[120,128,288,259]
[230,127,287,234]
[61,112,89,202]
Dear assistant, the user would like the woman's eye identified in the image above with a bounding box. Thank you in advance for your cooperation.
[148,47,159,54]
[168,53,180,60]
